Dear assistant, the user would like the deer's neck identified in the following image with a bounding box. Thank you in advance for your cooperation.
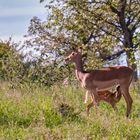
[74,56,85,82]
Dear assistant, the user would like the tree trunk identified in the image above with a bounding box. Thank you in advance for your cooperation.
[124,30,138,81]
[125,51,138,82]
[131,63,138,82]
[114,0,138,81]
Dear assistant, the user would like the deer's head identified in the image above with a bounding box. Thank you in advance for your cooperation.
[64,49,82,64]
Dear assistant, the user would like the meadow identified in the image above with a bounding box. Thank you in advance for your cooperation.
[0,81,139,140]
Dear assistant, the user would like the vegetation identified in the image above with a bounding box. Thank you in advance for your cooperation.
[28,0,140,80]
[0,82,139,139]
[0,39,24,82]
[0,0,140,139]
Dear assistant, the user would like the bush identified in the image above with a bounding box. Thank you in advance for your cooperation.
[0,40,24,82]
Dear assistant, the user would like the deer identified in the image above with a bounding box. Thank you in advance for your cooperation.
[64,49,133,117]
[86,85,122,114]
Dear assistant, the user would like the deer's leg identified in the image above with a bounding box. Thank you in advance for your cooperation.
[86,98,99,115]
[121,86,133,117]
[86,90,100,115]
[84,91,89,104]
[86,102,93,116]
[111,103,118,112]
[90,90,99,114]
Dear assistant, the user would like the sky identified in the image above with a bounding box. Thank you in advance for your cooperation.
[0,0,47,42]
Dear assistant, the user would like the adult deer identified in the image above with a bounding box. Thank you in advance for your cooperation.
[65,49,133,117]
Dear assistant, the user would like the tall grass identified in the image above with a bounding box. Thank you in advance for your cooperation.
[0,81,139,139]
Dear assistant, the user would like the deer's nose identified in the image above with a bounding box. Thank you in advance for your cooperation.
[64,58,69,64]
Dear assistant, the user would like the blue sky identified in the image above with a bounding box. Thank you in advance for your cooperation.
[0,0,47,42]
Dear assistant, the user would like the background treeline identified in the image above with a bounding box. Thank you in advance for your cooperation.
[0,39,72,86]
[1,0,140,86]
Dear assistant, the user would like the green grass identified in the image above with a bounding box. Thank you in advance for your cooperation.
[0,82,140,140]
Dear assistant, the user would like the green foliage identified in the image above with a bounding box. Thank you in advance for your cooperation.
[24,0,140,81]
[111,123,140,139]
[0,82,139,139]
[0,101,32,128]
[44,109,62,128]
[0,42,10,58]
[0,40,24,82]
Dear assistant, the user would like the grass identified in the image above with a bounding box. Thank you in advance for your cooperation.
[0,81,140,140]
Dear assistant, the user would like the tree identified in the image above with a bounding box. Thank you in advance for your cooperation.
[96,0,140,80]
[25,0,140,82]
[0,39,24,82]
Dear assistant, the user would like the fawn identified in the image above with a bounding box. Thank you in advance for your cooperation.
[86,85,122,114]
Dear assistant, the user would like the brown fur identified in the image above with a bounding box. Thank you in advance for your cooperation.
[65,49,133,117]
[86,86,122,113]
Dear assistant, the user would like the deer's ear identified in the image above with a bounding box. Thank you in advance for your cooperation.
[77,48,82,53]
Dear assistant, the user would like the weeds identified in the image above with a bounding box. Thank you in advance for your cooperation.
[0,82,139,139]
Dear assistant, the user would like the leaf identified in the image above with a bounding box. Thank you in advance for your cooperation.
[40,0,44,3]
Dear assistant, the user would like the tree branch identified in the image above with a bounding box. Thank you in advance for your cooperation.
[127,9,140,28]
[83,32,94,45]
[100,49,125,61]
[120,0,126,13]
[110,5,120,15]
[100,27,123,43]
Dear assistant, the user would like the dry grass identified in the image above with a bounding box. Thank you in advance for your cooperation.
[0,82,139,140]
